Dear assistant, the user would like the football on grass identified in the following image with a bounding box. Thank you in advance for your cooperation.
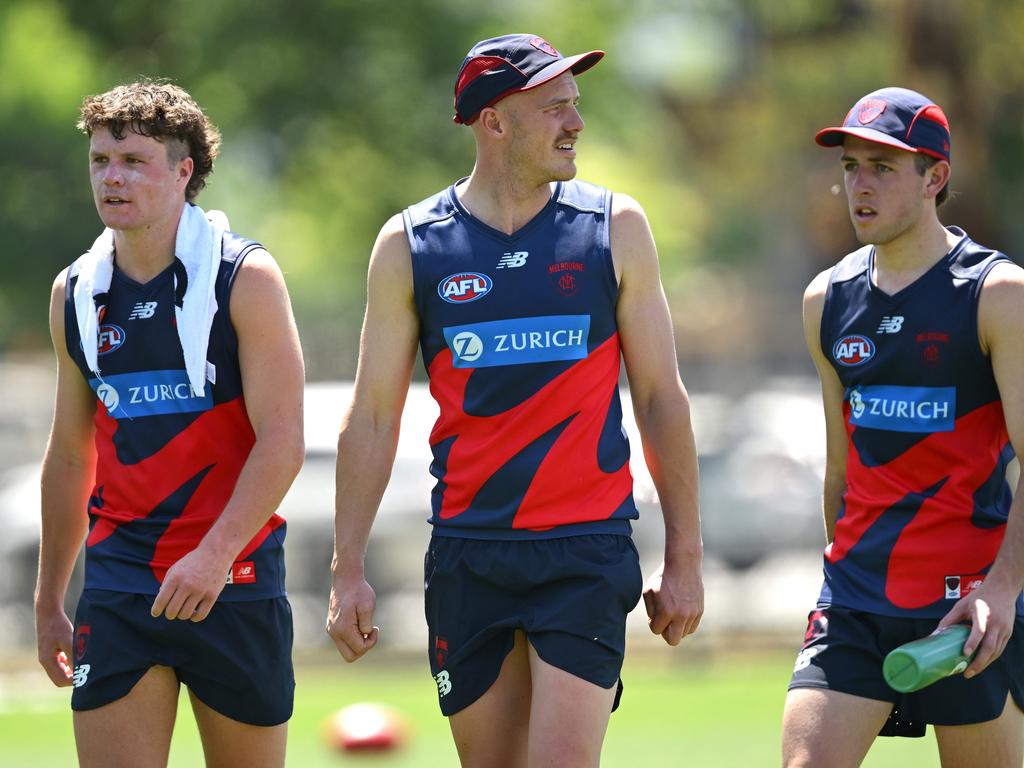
[324,702,407,752]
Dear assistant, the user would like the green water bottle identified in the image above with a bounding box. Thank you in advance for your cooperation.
[883,624,974,693]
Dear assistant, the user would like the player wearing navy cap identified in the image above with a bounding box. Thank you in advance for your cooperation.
[782,87,1024,767]
[327,33,703,767]
[35,82,304,767]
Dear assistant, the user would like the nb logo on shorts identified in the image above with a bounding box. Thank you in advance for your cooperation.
[72,663,92,688]
[434,669,452,697]
[793,647,821,673]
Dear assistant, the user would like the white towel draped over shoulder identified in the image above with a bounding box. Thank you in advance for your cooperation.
[70,203,228,397]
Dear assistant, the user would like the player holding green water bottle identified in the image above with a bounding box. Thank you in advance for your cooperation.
[782,86,1024,767]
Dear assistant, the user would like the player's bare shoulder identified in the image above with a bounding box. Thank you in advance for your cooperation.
[229,245,291,321]
[802,267,834,359]
[609,192,657,285]
[978,258,1024,354]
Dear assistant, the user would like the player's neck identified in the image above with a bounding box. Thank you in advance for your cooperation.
[871,217,957,295]
[110,211,181,284]
[457,168,555,236]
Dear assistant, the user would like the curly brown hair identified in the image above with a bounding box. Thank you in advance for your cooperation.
[77,80,221,203]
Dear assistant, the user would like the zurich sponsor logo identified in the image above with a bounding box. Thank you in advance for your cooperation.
[96,383,120,413]
[97,324,126,355]
[444,315,590,368]
[88,370,213,419]
[438,272,493,304]
[846,385,956,433]
[450,331,484,362]
[833,334,874,367]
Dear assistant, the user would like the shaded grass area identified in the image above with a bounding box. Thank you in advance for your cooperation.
[0,648,941,767]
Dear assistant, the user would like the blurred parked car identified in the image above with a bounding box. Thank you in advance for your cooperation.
[0,376,834,650]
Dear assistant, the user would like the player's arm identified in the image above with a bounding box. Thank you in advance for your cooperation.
[327,214,419,662]
[150,248,305,621]
[612,193,703,646]
[937,261,1024,675]
[35,270,97,686]
[802,269,848,544]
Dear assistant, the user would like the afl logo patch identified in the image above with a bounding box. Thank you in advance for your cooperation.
[97,324,126,355]
[833,334,875,366]
[438,272,493,304]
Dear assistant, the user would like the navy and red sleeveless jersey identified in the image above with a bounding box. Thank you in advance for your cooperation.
[64,233,286,600]
[819,227,1021,618]
[405,179,637,539]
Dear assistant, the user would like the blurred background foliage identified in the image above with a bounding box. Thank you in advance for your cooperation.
[3,0,1023,384]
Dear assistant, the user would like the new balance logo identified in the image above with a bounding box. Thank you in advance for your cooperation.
[434,670,452,697]
[72,663,91,688]
[497,251,529,269]
[128,301,158,320]
[876,316,904,334]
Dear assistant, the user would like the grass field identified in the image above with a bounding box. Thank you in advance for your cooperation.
[0,648,942,767]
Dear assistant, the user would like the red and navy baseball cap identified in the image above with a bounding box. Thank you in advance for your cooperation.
[453,34,604,125]
[815,87,951,161]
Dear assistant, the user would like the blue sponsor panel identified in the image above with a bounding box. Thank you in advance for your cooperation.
[847,385,956,433]
[88,370,213,419]
[443,315,591,368]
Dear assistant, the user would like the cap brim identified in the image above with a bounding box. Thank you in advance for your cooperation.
[815,126,919,153]
[522,50,604,90]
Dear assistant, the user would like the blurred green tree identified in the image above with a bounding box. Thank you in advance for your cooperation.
[2,0,1022,384]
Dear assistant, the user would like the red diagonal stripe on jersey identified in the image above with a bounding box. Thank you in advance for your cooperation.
[428,333,633,528]
[86,396,283,582]
[829,400,1008,609]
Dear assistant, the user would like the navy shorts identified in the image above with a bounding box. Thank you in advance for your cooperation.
[71,589,294,726]
[424,534,643,716]
[789,606,1024,736]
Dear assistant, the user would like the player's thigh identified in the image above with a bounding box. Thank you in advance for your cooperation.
[189,689,287,768]
[782,687,893,768]
[73,664,180,768]
[525,641,616,768]
[934,692,1024,768]
[448,629,532,768]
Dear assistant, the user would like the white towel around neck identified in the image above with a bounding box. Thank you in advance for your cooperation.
[71,203,228,397]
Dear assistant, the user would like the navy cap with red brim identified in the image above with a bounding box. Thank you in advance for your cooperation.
[454,34,604,125]
[815,87,951,161]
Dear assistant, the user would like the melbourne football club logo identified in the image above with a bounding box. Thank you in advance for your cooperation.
[97,324,126,355]
[530,37,560,57]
[75,624,91,661]
[549,261,585,296]
[857,99,887,125]
[434,636,449,668]
[438,272,492,304]
[833,334,874,366]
